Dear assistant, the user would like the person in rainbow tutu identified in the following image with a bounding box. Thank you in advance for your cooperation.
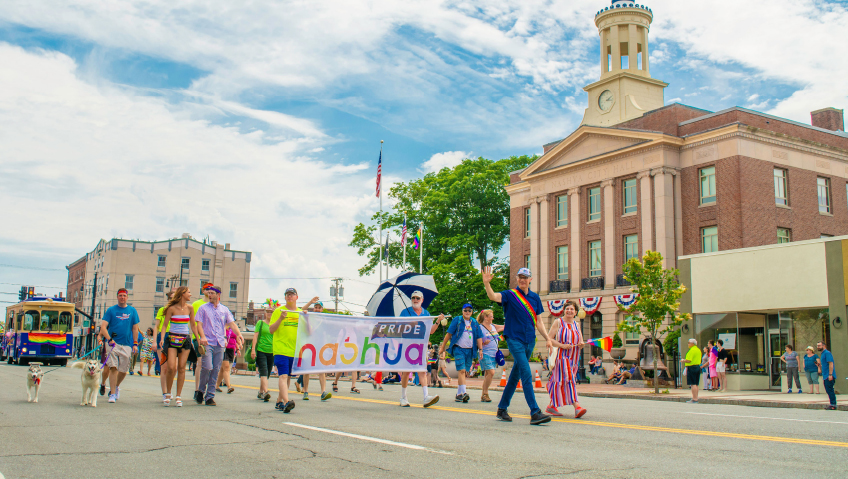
[545,300,587,418]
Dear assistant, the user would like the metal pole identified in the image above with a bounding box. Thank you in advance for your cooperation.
[419,222,424,273]
[378,140,384,283]
[402,215,407,270]
[88,272,97,353]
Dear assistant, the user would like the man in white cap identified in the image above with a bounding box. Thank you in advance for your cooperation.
[482,266,553,425]
[397,290,444,408]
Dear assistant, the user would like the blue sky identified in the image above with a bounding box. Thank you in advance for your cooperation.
[0,0,846,310]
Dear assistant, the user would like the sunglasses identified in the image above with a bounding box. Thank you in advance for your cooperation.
[462,309,472,312]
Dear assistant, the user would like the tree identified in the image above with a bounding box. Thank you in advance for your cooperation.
[616,250,691,394]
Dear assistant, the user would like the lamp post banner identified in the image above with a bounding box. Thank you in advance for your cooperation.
[292,312,433,374]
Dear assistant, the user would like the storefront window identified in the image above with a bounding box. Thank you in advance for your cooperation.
[778,308,830,352]
[696,313,742,372]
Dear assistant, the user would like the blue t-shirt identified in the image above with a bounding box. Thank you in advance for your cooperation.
[102,305,140,346]
[820,349,835,378]
[803,353,819,372]
[498,288,543,344]
[400,307,429,317]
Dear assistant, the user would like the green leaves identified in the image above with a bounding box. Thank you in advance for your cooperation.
[616,250,690,337]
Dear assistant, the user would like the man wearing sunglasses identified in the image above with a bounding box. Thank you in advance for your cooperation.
[438,303,483,403]
[397,291,444,408]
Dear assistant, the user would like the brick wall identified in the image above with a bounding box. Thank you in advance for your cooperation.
[811,108,844,132]
[580,182,605,280]
[617,103,712,136]
[509,206,531,288]
[547,190,571,284]
[614,175,642,276]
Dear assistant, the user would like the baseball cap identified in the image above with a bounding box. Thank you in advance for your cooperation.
[285,287,297,295]
[201,283,213,291]
[462,303,473,310]
[517,267,532,277]
[411,290,424,299]
[315,301,323,307]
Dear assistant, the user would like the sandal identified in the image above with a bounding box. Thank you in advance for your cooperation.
[227,387,235,394]
[333,384,339,393]
[163,393,171,406]
[175,396,182,407]
[350,387,360,394]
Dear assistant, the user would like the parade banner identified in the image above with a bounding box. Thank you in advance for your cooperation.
[292,312,433,374]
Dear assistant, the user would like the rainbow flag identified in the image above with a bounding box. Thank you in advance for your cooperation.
[27,333,67,345]
[413,227,422,250]
[585,336,613,352]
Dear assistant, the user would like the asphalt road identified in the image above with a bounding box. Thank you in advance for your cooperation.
[1,363,846,479]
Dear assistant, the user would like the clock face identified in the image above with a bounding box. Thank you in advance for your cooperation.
[598,90,614,112]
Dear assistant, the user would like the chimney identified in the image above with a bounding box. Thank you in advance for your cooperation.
[811,108,844,132]
[181,233,190,239]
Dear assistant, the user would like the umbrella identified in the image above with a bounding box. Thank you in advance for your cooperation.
[366,271,438,317]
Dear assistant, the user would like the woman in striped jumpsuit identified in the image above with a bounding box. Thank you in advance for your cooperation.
[546,300,587,418]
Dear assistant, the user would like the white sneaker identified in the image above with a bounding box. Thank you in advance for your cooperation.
[116,387,120,400]
[400,397,410,407]
[108,394,117,403]
[423,395,439,408]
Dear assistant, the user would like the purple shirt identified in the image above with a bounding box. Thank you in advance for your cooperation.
[196,302,234,347]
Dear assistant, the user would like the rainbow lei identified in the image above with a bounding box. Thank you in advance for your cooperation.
[508,288,537,328]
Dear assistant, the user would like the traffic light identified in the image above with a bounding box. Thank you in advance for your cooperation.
[19,286,26,302]
[27,287,34,298]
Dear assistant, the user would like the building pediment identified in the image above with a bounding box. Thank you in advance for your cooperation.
[520,127,660,180]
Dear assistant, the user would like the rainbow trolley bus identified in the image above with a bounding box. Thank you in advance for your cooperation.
[3,295,74,366]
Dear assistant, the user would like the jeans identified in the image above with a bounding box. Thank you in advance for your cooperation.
[154,333,162,374]
[786,367,801,389]
[498,338,540,415]
[823,377,836,406]
[197,345,226,401]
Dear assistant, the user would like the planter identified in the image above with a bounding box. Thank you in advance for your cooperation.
[610,348,627,360]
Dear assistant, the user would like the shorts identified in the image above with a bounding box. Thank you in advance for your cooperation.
[164,333,191,352]
[438,359,446,369]
[805,370,819,384]
[453,347,473,373]
[256,351,275,378]
[224,348,236,363]
[274,355,295,376]
[480,354,497,371]
[686,365,701,387]
[106,343,132,373]
[715,362,726,373]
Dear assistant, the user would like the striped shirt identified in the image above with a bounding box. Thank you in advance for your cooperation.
[169,314,191,335]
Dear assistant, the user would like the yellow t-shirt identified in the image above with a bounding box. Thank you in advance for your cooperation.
[270,306,301,357]
[156,307,170,334]
[192,299,207,315]
[685,345,702,366]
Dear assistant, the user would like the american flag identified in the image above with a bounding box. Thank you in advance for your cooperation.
[375,150,382,198]
[401,219,407,246]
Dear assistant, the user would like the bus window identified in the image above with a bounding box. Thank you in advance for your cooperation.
[41,310,59,331]
[23,311,39,331]
[58,312,72,333]
[16,313,23,331]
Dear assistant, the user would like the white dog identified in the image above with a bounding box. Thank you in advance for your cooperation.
[27,363,44,403]
[71,359,102,407]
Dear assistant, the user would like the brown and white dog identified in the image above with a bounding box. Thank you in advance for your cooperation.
[27,363,44,403]
[71,359,102,407]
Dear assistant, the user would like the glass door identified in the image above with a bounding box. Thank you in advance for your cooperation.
[768,329,787,389]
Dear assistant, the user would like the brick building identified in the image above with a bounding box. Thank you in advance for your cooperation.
[65,256,87,327]
[507,1,848,367]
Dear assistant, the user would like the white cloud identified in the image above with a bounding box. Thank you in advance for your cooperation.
[419,151,470,173]
[666,97,682,104]
[747,94,760,102]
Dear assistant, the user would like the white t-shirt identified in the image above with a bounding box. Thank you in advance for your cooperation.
[456,319,474,349]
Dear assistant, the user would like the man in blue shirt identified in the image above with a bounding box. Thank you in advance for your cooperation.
[817,341,837,409]
[398,291,444,408]
[98,288,140,404]
[438,302,483,403]
[483,266,552,425]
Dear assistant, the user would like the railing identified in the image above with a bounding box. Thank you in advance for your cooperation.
[581,277,605,290]
[616,274,631,287]
[549,280,571,293]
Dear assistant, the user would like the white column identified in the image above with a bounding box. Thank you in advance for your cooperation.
[538,196,550,295]
[530,200,539,279]
[610,24,621,72]
[638,170,653,255]
[628,24,638,71]
[602,179,615,289]
[641,25,650,75]
[600,28,608,75]
[652,167,676,267]
[674,170,683,267]
[568,187,581,292]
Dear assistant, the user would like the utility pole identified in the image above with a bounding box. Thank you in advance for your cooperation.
[329,278,344,313]
[88,272,98,353]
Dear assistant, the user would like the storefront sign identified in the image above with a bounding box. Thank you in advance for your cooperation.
[718,333,736,350]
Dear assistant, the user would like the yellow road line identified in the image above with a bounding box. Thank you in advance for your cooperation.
[186,379,848,448]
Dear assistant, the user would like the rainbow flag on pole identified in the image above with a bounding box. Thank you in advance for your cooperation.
[413,226,422,250]
[585,336,613,352]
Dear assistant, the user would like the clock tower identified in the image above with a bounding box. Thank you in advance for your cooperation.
[581,1,668,127]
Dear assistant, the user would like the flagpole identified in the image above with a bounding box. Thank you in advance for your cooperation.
[378,140,383,283]
[402,215,407,269]
[419,221,424,273]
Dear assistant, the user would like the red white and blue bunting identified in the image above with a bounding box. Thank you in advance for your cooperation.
[580,296,602,314]
[614,294,639,308]
[547,300,567,317]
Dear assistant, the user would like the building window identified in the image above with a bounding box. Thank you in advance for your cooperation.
[589,241,602,277]
[202,259,210,272]
[200,279,207,292]
[556,195,568,227]
[229,282,238,299]
[181,257,190,271]
[588,187,601,221]
[624,235,639,262]
[623,179,637,214]
[157,255,166,267]
[525,254,531,272]
[777,228,791,244]
[155,277,165,293]
[556,246,568,280]
[525,208,531,238]
[701,226,718,253]
[774,169,788,206]
[700,166,716,205]
[817,177,831,213]
[179,279,188,287]
[153,306,162,321]
[124,275,133,291]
